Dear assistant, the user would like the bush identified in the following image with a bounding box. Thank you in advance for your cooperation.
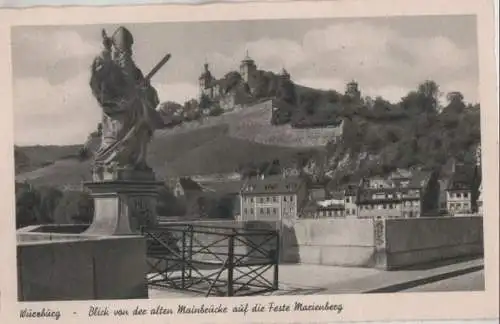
[15,182,41,228]
[53,190,94,225]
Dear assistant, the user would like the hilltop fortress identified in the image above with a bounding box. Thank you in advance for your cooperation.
[198,52,294,112]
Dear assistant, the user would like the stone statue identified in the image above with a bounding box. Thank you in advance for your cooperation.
[89,26,170,180]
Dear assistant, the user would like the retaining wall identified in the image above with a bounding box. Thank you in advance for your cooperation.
[17,233,148,301]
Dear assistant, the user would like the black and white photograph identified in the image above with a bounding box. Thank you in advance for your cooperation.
[2,1,498,322]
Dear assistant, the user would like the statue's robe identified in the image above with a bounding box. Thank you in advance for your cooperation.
[89,51,162,171]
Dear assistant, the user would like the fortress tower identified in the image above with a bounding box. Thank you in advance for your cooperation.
[239,51,257,83]
[345,80,361,101]
[279,67,291,80]
[199,62,216,99]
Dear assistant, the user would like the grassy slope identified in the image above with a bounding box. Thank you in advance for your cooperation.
[15,124,318,187]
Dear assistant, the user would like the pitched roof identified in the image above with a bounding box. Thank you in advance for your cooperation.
[302,200,344,213]
[406,170,433,189]
[179,177,203,191]
[199,180,244,195]
[241,175,304,195]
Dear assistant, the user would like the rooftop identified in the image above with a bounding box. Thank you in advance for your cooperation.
[241,175,304,195]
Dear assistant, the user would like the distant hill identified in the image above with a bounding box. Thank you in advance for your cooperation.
[14,75,481,192]
[15,102,327,187]
[14,145,83,175]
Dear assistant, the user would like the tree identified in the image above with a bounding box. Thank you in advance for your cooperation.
[157,186,186,216]
[53,191,94,225]
[209,103,224,117]
[183,99,201,121]
[417,80,440,113]
[15,182,41,228]
[446,91,464,104]
[37,186,63,224]
[199,93,212,110]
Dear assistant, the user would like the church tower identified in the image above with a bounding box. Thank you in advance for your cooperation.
[239,51,257,83]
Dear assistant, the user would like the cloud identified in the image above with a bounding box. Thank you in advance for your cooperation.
[13,72,101,146]
[154,81,199,104]
[13,20,478,145]
[13,71,200,145]
[12,28,100,83]
[212,21,478,103]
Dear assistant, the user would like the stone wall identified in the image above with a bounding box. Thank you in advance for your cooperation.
[379,216,484,269]
[167,216,484,269]
[281,218,376,267]
[17,234,148,301]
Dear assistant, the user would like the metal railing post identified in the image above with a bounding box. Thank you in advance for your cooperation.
[181,229,186,289]
[188,225,193,279]
[227,233,235,297]
[273,231,280,290]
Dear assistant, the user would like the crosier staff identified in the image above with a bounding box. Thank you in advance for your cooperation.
[138,53,172,129]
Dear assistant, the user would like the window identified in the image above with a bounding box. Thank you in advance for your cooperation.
[290,196,294,201]
[260,208,264,213]
[244,208,248,214]
[266,208,270,214]
[272,196,277,202]
[250,208,254,214]
[266,197,270,202]
[259,198,263,203]
[464,192,469,199]
[346,209,350,215]
[283,196,287,202]
[273,208,277,214]
[250,198,253,203]
[346,197,350,203]
[352,209,356,214]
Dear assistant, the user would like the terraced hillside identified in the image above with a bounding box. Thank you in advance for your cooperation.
[15,99,341,187]
[156,100,343,147]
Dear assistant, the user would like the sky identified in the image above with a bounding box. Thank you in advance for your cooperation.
[11,15,479,146]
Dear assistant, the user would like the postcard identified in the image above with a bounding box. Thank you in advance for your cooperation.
[0,0,498,323]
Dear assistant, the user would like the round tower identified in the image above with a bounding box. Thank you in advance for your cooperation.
[345,80,361,100]
[239,51,257,83]
[199,63,214,98]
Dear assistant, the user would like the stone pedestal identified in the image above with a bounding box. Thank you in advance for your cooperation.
[83,169,163,236]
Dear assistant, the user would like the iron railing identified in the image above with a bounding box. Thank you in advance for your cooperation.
[141,223,279,297]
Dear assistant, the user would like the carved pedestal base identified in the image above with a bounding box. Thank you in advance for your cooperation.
[83,172,163,235]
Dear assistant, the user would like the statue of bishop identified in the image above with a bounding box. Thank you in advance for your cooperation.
[89,26,165,180]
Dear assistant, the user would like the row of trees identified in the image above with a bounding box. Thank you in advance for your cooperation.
[15,182,93,229]
[325,80,481,185]
[15,183,191,229]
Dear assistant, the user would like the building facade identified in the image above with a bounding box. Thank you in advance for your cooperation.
[446,164,477,215]
[357,188,404,219]
[302,202,345,219]
[356,170,437,219]
[239,176,307,222]
[343,186,358,217]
